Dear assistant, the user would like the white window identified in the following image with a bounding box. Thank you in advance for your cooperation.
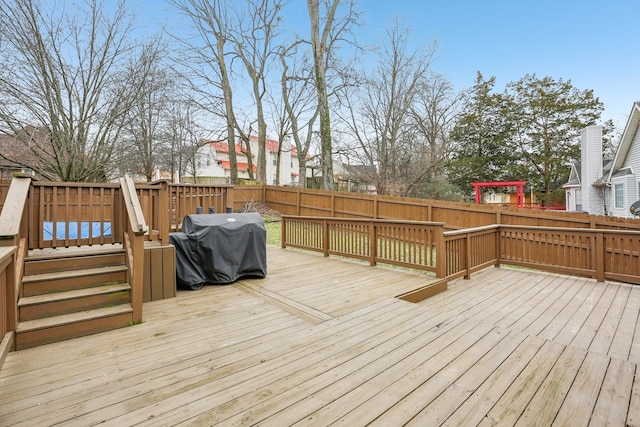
[615,184,624,208]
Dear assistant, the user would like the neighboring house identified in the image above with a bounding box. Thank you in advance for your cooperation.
[335,161,377,194]
[564,102,640,218]
[183,136,308,186]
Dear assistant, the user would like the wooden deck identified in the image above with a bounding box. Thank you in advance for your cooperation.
[1,246,640,426]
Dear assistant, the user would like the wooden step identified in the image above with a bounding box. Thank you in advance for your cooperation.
[16,305,134,350]
[25,247,125,275]
[22,265,128,296]
[18,283,131,321]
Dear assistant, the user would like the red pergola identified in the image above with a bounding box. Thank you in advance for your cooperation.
[472,180,527,208]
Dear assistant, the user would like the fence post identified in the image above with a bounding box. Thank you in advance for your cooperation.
[373,197,378,219]
[331,193,335,217]
[595,231,605,282]
[227,186,235,214]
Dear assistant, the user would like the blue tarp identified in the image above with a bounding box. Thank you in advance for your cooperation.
[43,221,112,241]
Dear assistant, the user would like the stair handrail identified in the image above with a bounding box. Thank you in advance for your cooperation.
[0,176,31,365]
[0,245,17,368]
[119,175,148,236]
[119,175,147,323]
[0,176,31,244]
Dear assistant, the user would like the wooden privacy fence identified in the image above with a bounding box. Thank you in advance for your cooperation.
[261,185,640,231]
[282,215,640,286]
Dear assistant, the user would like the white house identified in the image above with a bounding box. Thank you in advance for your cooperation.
[185,136,307,186]
[564,102,640,218]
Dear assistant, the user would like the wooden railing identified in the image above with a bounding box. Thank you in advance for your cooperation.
[27,182,122,249]
[0,176,31,362]
[281,216,446,276]
[119,175,147,322]
[443,225,500,280]
[0,176,150,349]
[0,245,17,366]
[167,183,233,231]
[282,215,640,286]
[498,226,640,285]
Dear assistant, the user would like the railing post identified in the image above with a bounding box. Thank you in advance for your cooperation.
[281,217,287,249]
[435,224,446,278]
[369,221,377,266]
[464,232,471,279]
[323,219,329,257]
[119,175,148,323]
[157,181,170,245]
[1,245,17,363]
[130,231,144,322]
[595,231,605,282]
[495,227,501,267]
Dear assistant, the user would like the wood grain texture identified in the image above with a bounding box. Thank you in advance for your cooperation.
[0,246,638,426]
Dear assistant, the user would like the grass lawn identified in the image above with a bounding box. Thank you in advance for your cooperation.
[263,216,281,246]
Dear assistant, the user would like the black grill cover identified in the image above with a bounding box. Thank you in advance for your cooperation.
[170,213,267,289]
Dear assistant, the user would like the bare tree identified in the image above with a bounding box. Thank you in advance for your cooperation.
[120,40,172,181]
[340,20,435,196]
[164,99,201,183]
[169,0,240,184]
[0,0,156,181]
[278,42,319,187]
[306,0,358,190]
[228,0,284,184]
[406,73,461,195]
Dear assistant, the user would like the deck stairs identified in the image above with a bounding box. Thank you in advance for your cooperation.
[15,246,134,350]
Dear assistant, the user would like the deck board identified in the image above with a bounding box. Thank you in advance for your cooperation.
[1,246,640,426]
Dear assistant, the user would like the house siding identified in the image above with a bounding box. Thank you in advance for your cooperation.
[184,137,307,186]
[621,126,640,210]
[580,126,604,215]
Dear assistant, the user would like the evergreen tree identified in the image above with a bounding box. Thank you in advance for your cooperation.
[504,74,603,205]
[447,72,514,196]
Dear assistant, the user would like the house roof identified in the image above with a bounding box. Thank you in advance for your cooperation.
[218,160,256,172]
[607,101,640,182]
[563,161,581,188]
[249,135,304,157]
[207,136,311,159]
[204,141,253,157]
[611,167,633,179]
